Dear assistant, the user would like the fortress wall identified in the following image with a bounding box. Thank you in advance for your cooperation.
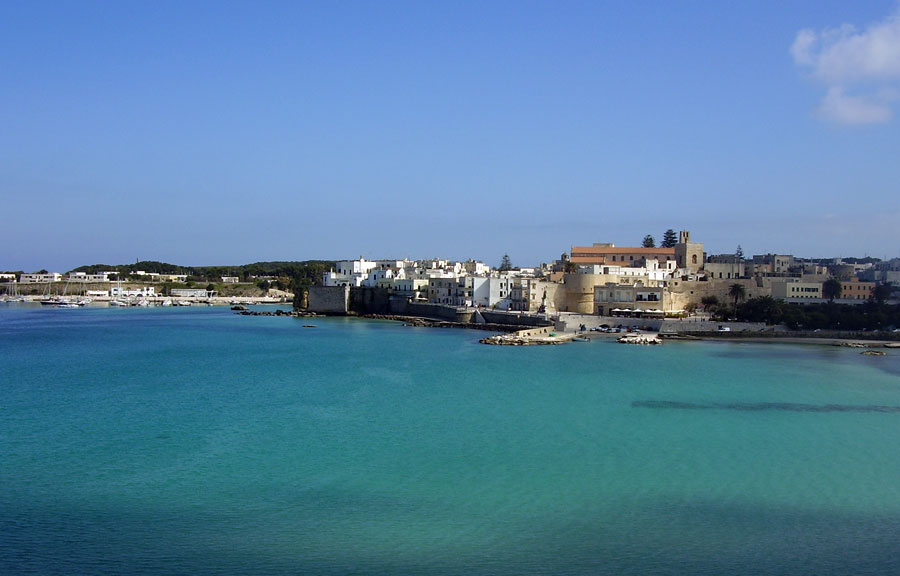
[307,285,350,314]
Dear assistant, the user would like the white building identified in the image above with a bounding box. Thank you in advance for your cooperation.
[487,276,514,310]
[68,272,112,282]
[111,286,156,298]
[171,288,209,298]
[323,258,378,287]
[771,279,823,300]
[362,267,396,287]
[377,277,429,299]
[19,273,63,283]
[221,276,240,284]
[461,260,491,276]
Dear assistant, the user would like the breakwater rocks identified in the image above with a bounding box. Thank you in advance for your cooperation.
[236,309,317,318]
[363,314,520,332]
[617,333,663,345]
[480,334,564,346]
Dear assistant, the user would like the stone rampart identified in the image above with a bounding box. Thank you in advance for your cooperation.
[480,310,553,327]
[307,286,350,314]
[349,286,391,315]
[390,299,474,323]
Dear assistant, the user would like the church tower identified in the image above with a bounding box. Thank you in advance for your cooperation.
[674,230,705,274]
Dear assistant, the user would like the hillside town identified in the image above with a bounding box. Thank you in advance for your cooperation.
[2,230,899,316]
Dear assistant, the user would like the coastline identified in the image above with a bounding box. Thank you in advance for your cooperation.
[672,334,900,348]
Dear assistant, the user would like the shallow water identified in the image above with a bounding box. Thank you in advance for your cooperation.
[2,305,899,575]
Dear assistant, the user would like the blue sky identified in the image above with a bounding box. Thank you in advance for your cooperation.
[2,1,899,271]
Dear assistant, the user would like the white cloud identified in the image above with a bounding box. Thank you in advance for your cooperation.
[792,7,900,125]
[818,86,893,125]
[790,29,817,67]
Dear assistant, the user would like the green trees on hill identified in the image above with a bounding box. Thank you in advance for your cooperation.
[70,260,334,286]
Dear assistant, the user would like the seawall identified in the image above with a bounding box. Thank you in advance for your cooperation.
[305,286,551,327]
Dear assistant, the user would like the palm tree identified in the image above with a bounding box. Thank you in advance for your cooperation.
[728,283,746,313]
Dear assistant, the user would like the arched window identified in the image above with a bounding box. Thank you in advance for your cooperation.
[692,254,698,265]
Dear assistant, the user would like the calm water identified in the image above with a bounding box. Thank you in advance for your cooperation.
[2,304,899,575]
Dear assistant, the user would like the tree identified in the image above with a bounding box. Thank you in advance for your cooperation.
[563,260,578,274]
[642,235,655,248]
[499,254,512,272]
[701,295,719,310]
[735,245,744,260]
[661,229,678,248]
[872,283,893,305]
[728,283,746,312]
[822,278,842,302]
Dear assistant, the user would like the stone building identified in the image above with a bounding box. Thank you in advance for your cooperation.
[673,230,705,274]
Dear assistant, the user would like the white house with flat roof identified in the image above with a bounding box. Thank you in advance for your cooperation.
[19,273,63,283]
[68,272,112,282]
[323,258,378,287]
[111,286,156,298]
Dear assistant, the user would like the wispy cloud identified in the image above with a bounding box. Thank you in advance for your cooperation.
[792,7,900,125]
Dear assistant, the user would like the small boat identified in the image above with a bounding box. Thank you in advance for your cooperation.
[572,336,591,342]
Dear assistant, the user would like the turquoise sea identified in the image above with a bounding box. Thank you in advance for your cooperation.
[2,304,899,575]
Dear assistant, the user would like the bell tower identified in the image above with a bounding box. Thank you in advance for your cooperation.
[674,230,704,274]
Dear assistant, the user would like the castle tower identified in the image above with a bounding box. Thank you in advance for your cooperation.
[674,230,704,274]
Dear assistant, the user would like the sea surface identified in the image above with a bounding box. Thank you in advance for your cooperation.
[2,304,899,575]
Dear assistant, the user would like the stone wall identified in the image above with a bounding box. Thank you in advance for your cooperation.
[480,310,553,327]
[659,319,768,333]
[390,299,474,323]
[349,286,391,315]
[561,273,600,314]
[307,285,350,314]
[666,278,769,311]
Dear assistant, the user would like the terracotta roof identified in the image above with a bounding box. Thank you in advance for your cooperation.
[571,246,675,255]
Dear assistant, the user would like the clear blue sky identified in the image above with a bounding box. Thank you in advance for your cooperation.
[2,1,899,271]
